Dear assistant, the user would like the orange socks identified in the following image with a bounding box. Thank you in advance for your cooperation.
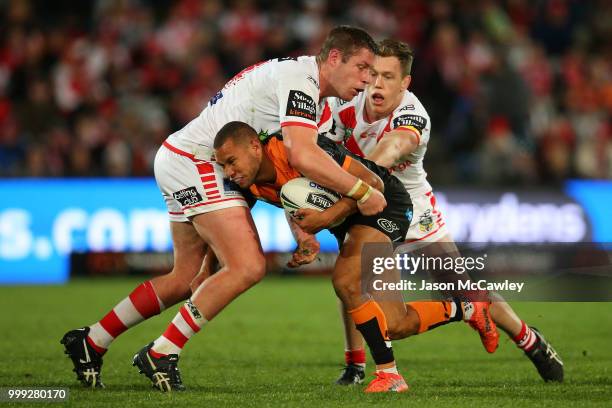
[349,300,394,365]
[406,300,461,333]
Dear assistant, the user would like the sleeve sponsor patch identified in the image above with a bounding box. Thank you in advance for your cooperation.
[286,90,316,122]
[392,114,427,132]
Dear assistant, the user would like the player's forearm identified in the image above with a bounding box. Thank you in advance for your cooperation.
[367,132,418,169]
[285,211,315,243]
[287,143,357,195]
[367,139,402,169]
[324,197,357,225]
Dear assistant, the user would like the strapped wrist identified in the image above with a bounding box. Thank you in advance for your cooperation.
[357,185,374,204]
[347,179,371,201]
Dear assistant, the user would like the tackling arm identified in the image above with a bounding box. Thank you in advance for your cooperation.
[367,129,419,168]
[283,125,358,194]
[283,125,386,215]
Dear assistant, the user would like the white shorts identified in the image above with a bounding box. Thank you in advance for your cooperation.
[405,191,449,242]
[154,140,248,222]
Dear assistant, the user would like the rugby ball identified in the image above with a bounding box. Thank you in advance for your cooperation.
[280,177,344,226]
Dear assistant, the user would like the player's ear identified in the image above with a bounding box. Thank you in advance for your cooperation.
[328,48,342,66]
[249,137,260,151]
[402,75,411,90]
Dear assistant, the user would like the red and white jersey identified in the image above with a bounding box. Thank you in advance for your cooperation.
[166,56,329,160]
[324,90,432,197]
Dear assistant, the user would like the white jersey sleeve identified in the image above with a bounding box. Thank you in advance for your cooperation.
[276,57,320,130]
[386,91,432,196]
[327,90,433,197]
[390,96,431,147]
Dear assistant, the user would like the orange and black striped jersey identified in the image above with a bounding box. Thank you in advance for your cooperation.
[249,135,395,206]
[248,136,302,205]
[248,135,413,245]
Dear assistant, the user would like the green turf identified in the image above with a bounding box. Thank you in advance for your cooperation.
[0,277,611,407]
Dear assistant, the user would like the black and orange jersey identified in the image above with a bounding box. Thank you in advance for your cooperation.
[248,136,301,206]
[248,135,350,205]
[249,134,413,244]
[249,135,394,206]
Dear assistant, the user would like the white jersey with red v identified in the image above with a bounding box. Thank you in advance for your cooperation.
[166,56,330,158]
[322,91,432,198]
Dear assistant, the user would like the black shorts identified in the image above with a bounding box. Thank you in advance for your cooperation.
[330,176,413,246]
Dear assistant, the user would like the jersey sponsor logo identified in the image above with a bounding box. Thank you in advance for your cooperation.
[286,90,316,122]
[359,130,379,139]
[223,179,242,196]
[306,193,335,210]
[389,159,412,173]
[306,75,319,89]
[377,218,400,233]
[209,91,223,106]
[173,187,203,206]
[398,104,415,111]
[405,208,414,223]
[336,98,349,106]
[418,209,434,232]
[393,114,427,131]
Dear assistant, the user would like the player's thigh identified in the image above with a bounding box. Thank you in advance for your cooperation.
[154,144,252,278]
[191,206,264,271]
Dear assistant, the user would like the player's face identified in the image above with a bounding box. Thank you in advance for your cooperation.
[367,56,411,117]
[215,139,261,189]
[330,47,375,100]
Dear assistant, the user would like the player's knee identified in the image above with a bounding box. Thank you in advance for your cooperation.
[232,255,266,291]
[162,272,192,299]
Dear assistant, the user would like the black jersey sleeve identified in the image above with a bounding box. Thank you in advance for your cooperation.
[316,135,392,182]
[316,134,352,167]
[241,188,258,209]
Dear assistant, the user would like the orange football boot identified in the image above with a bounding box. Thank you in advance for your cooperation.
[465,301,499,353]
[364,371,409,393]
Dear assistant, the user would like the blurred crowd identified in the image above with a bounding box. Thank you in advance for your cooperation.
[0,0,610,185]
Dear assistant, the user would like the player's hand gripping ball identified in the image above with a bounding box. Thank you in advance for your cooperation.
[280,177,345,227]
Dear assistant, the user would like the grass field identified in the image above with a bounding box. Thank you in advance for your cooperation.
[0,277,611,407]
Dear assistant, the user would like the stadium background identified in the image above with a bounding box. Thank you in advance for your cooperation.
[0,1,611,406]
[0,0,611,283]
